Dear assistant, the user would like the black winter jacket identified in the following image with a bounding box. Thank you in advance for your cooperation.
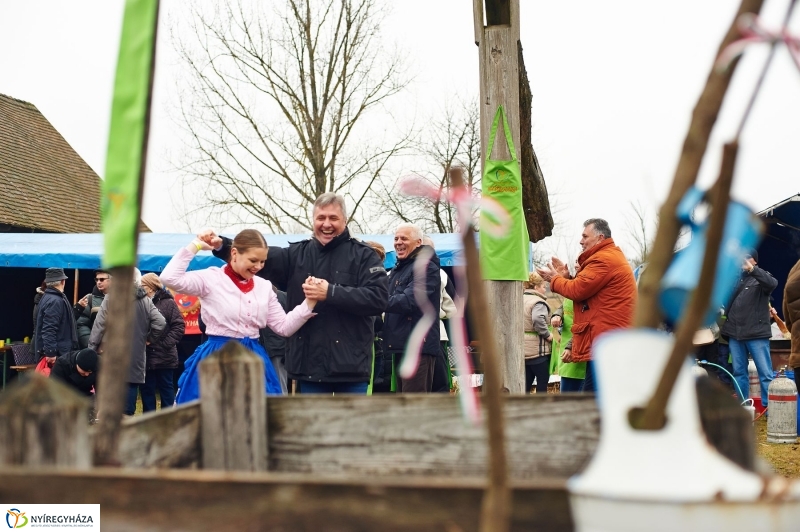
[75,287,105,349]
[259,290,288,361]
[51,350,97,396]
[721,266,778,340]
[146,289,185,369]
[383,246,441,357]
[33,288,78,359]
[215,228,389,382]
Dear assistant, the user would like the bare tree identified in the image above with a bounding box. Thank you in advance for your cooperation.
[172,0,412,232]
[376,99,481,234]
[624,200,655,268]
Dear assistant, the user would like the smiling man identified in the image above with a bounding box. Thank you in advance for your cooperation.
[383,223,441,393]
[536,218,636,392]
[205,193,388,395]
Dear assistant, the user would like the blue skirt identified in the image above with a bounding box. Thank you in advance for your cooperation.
[175,335,283,404]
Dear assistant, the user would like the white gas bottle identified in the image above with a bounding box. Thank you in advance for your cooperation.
[748,359,762,411]
[767,370,798,444]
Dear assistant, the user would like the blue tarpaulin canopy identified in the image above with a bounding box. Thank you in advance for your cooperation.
[0,232,469,271]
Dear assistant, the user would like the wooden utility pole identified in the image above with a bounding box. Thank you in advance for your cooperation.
[473,0,525,395]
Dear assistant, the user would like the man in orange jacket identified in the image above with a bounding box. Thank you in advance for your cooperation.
[537,219,637,392]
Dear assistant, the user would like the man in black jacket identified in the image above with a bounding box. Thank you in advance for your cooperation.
[51,348,98,397]
[722,250,778,408]
[383,223,441,393]
[203,193,388,394]
[33,268,79,364]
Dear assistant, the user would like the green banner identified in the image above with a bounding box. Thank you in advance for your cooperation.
[480,105,529,281]
[102,0,159,267]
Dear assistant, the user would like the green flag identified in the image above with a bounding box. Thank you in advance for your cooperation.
[480,105,529,280]
[102,0,159,268]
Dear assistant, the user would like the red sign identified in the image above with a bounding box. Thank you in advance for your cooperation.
[172,292,201,335]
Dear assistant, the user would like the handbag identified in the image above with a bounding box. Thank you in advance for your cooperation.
[35,357,52,377]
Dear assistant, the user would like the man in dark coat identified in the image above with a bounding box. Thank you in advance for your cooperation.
[51,348,99,397]
[203,193,388,395]
[784,258,800,394]
[383,223,441,393]
[33,268,79,364]
[722,250,778,408]
[259,288,289,394]
[74,269,112,348]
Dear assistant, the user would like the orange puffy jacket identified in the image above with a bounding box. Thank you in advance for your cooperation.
[550,238,637,362]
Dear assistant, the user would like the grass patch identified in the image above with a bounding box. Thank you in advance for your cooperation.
[755,417,800,478]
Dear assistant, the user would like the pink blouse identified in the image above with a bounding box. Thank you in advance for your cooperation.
[160,246,314,339]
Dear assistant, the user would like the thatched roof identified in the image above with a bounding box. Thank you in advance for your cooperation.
[0,93,150,233]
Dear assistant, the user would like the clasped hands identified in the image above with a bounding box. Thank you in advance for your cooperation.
[535,256,577,282]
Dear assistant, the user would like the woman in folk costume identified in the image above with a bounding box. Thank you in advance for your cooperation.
[161,229,318,403]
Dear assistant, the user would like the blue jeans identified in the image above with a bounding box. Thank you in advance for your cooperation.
[300,381,369,395]
[730,338,772,406]
[140,368,176,412]
[580,360,597,393]
[125,383,139,416]
[560,376,584,393]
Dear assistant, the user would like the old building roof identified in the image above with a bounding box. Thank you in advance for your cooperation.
[0,93,150,233]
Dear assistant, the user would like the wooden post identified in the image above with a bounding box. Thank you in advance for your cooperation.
[93,265,137,466]
[474,0,525,394]
[199,340,267,471]
[0,374,91,469]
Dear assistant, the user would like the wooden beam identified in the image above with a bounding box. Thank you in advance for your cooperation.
[199,341,268,471]
[113,401,201,468]
[473,0,484,46]
[0,468,575,531]
[268,394,598,479]
[113,394,599,476]
[475,1,525,396]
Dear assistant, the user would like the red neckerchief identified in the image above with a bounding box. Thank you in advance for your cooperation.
[223,264,255,293]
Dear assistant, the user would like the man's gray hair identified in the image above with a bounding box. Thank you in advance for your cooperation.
[584,218,612,239]
[313,192,348,220]
[396,222,423,242]
[45,280,63,289]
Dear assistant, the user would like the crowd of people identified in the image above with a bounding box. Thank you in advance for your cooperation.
[27,192,800,412]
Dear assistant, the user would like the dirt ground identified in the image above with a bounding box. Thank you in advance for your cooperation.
[755,417,800,478]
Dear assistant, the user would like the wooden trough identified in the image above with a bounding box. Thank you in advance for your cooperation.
[0,342,599,531]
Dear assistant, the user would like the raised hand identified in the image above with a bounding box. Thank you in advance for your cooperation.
[535,266,555,282]
[550,256,570,278]
[551,315,563,328]
[197,228,223,250]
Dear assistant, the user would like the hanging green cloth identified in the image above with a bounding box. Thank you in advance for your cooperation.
[480,105,530,281]
[102,0,159,268]
[552,299,586,380]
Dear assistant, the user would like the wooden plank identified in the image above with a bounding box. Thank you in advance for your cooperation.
[113,401,201,469]
[0,468,574,531]
[267,394,599,479]
[473,0,484,46]
[0,375,91,469]
[199,341,268,471]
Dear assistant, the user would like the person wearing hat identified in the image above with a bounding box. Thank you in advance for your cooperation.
[51,348,99,397]
[33,267,79,365]
[74,269,112,349]
[721,249,778,409]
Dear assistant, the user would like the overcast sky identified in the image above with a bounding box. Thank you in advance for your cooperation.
[0,0,797,259]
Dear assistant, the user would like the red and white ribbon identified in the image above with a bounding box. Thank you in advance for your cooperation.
[717,13,800,72]
[398,176,512,424]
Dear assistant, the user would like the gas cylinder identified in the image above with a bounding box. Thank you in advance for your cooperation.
[767,369,798,444]
[748,359,764,413]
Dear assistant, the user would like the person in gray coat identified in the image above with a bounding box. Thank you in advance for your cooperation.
[89,268,166,416]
